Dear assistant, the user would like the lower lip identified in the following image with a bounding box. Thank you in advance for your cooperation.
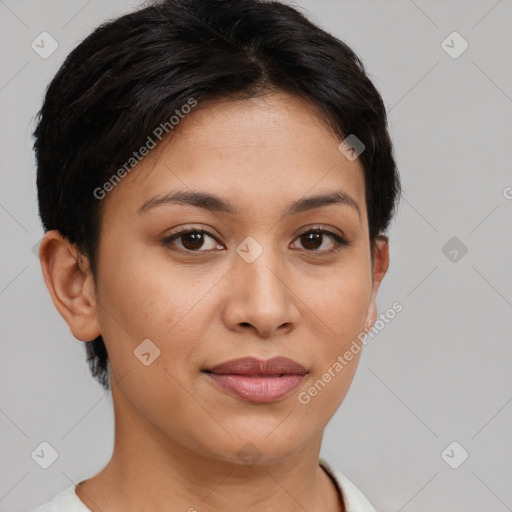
[204,373,305,403]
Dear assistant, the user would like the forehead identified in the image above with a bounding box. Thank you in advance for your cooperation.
[101,92,367,221]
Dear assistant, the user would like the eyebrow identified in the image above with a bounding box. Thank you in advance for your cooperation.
[138,189,361,221]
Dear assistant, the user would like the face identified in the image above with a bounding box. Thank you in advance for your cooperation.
[43,92,389,466]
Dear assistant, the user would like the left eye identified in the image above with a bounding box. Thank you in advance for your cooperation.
[291,228,348,252]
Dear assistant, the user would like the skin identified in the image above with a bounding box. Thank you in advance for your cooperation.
[39,92,389,512]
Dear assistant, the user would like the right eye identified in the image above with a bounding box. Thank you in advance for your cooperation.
[161,227,225,252]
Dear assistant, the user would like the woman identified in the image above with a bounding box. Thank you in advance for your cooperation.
[32,0,401,510]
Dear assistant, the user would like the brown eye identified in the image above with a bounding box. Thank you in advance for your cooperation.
[292,228,349,253]
[180,231,207,250]
[162,228,224,252]
[300,232,324,250]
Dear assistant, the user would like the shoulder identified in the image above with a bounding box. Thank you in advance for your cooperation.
[319,456,376,512]
[30,484,91,512]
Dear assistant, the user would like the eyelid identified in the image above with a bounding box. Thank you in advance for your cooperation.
[165,224,219,239]
[294,224,345,239]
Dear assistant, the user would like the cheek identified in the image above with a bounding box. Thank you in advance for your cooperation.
[326,277,372,336]
[297,257,372,406]
[93,242,172,356]
[94,242,215,372]
[308,257,373,343]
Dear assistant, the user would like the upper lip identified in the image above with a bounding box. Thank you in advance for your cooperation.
[204,356,307,376]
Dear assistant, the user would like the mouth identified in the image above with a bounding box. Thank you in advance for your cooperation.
[204,356,308,376]
[202,356,308,403]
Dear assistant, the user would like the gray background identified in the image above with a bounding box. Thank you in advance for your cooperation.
[1,0,511,510]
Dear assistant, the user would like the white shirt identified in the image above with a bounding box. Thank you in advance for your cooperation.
[31,457,375,512]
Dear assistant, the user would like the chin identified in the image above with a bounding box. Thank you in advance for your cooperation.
[203,429,309,467]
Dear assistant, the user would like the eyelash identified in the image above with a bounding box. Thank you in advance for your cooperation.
[161,226,350,255]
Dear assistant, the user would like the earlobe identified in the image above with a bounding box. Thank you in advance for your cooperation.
[363,236,390,333]
[39,230,101,342]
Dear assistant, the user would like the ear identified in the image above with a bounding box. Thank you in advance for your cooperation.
[363,235,390,333]
[38,230,101,341]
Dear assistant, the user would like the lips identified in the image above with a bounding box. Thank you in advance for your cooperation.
[203,357,308,403]
[205,356,307,376]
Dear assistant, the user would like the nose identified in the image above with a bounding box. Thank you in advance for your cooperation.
[221,240,301,338]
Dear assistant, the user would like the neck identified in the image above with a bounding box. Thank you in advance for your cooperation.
[75,384,344,512]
